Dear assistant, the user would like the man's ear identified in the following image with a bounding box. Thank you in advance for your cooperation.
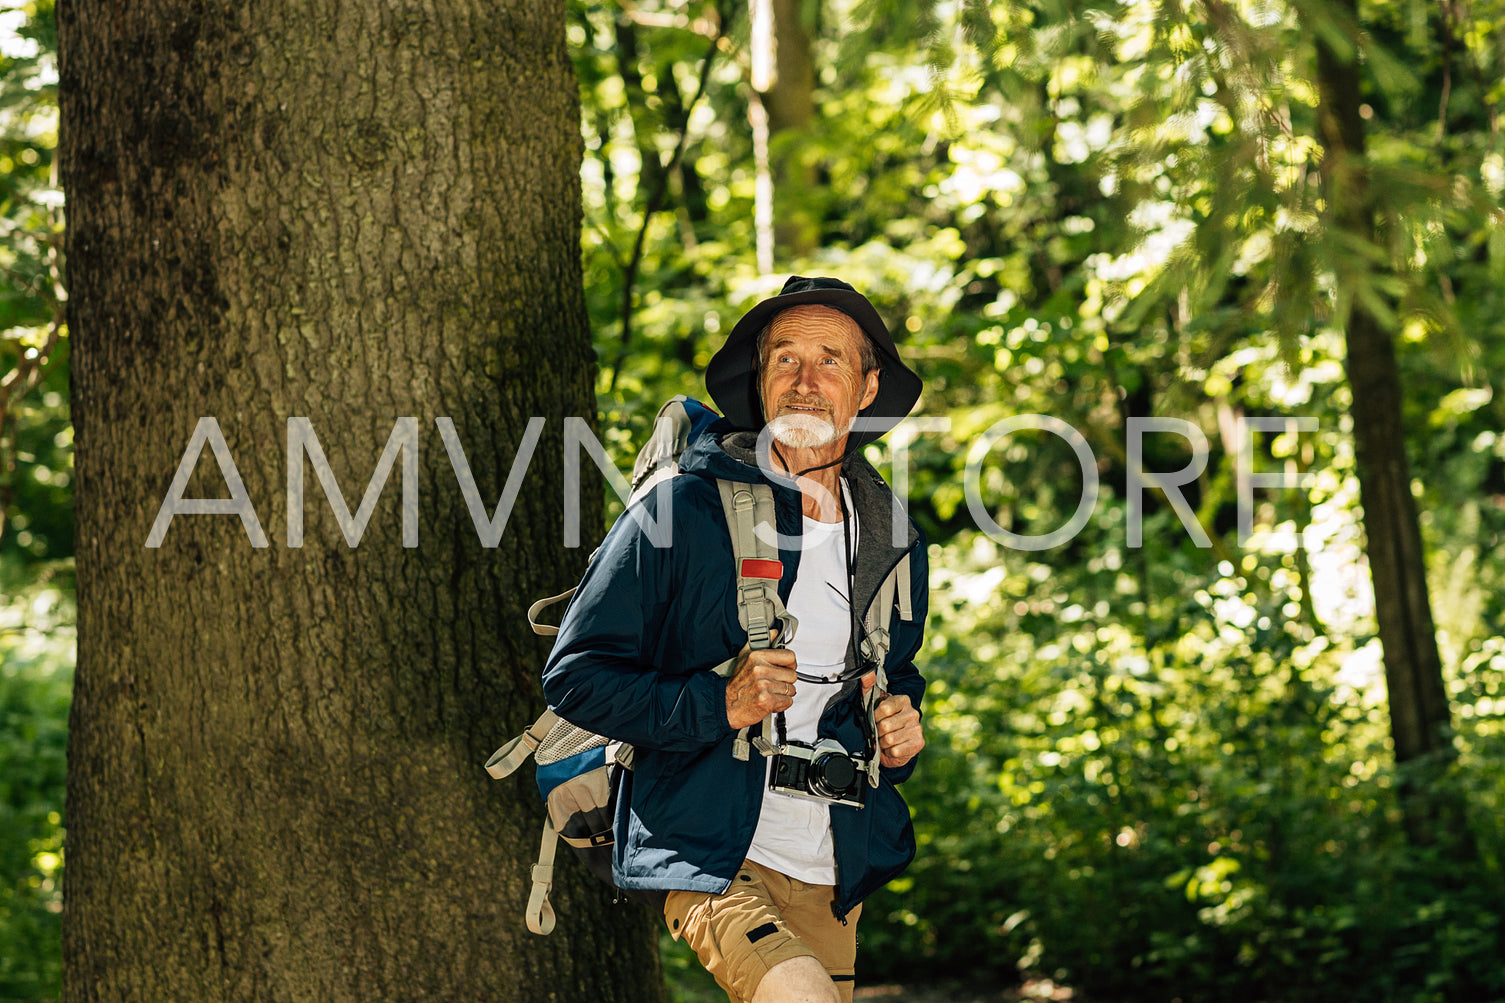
[859,369,880,410]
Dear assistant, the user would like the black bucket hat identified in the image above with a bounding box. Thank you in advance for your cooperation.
[705,275,922,450]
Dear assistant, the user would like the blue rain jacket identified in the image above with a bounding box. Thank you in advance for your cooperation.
[541,419,928,921]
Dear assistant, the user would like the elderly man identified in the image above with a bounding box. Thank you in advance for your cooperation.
[543,276,927,1003]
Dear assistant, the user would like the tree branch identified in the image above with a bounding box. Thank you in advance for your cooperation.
[608,0,731,393]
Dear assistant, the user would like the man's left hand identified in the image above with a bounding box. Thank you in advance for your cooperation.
[860,671,924,769]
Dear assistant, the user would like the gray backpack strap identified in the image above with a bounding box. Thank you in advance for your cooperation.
[860,552,911,785]
[717,480,791,649]
[525,816,559,935]
[863,559,899,672]
[716,479,795,761]
[485,709,561,779]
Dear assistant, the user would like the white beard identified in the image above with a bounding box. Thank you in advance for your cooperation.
[767,413,839,449]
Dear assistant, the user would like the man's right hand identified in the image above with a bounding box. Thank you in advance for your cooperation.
[724,647,799,730]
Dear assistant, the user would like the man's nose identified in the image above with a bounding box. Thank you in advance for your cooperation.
[791,360,819,393]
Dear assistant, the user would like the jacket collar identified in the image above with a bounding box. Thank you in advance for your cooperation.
[685,428,918,617]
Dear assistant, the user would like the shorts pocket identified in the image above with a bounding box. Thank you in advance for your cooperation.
[663,888,700,941]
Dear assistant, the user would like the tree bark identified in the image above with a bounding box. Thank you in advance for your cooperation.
[1312,0,1458,845]
[59,1,667,999]
[762,0,817,257]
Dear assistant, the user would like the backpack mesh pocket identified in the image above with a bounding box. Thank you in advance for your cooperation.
[535,721,610,765]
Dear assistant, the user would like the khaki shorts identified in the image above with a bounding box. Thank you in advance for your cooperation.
[664,860,861,1003]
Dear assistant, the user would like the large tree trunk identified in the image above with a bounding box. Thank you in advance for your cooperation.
[1312,0,1459,846]
[59,1,666,999]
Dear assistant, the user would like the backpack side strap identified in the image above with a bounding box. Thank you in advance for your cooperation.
[526,816,559,935]
[485,709,561,779]
[527,588,579,637]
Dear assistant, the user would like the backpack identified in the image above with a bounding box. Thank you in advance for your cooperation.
[484,396,912,934]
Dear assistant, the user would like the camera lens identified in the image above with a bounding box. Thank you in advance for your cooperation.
[811,753,856,796]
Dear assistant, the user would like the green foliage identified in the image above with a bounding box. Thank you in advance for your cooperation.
[860,526,1505,1000]
[0,0,67,565]
[0,562,70,1003]
[2,2,68,998]
[574,0,1505,999]
[2,0,1503,998]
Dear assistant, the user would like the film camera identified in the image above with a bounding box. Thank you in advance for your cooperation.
[768,738,869,809]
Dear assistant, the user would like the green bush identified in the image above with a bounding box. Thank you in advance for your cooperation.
[0,566,71,1003]
[856,528,1505,1003]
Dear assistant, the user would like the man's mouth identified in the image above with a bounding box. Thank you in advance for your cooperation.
[782,402,827,414]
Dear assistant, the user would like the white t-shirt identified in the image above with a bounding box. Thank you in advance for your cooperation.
[744,486,856,885]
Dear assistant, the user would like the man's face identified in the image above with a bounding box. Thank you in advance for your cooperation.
[758,305,880,451]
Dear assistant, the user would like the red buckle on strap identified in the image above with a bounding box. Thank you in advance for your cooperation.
[740,558,783,580]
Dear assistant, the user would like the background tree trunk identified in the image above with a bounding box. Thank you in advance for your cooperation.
[762,0,817,257]
[59,1,667,999]
[1311,0,1460,847]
